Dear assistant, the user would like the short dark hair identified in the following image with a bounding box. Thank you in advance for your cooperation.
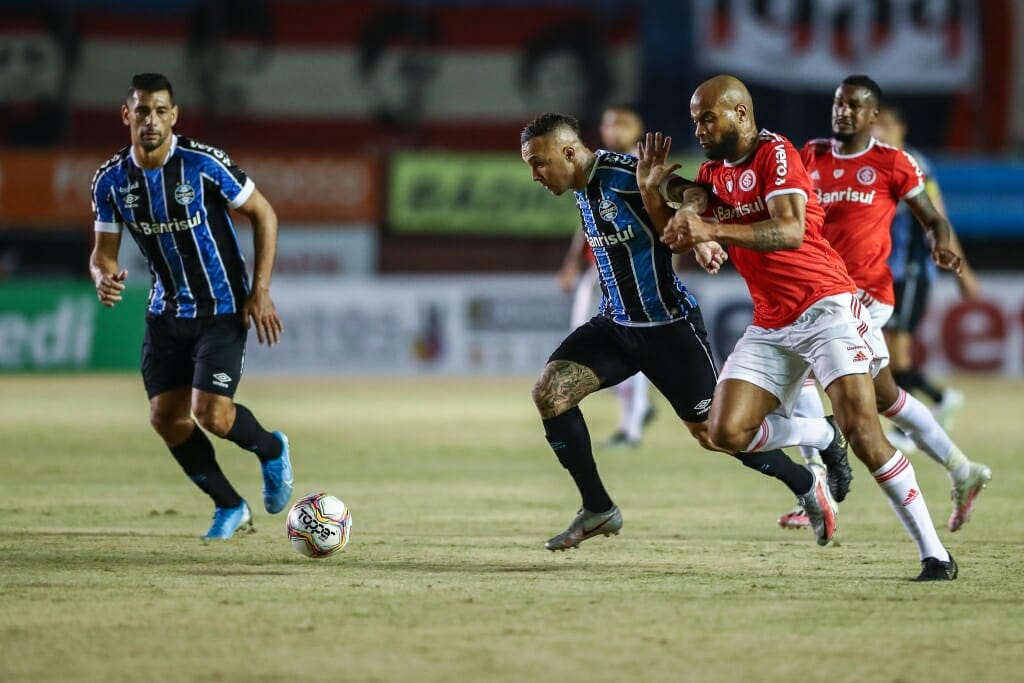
[129,73,174,100]
[520,113,580,145]
[841,74,882,104]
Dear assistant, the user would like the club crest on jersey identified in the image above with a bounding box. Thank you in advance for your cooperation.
[174,183,196,206]
[857,166,877,185]
[739,169,756,191]
[598,198,618,221]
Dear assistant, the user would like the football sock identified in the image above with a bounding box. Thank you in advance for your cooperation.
[744,414,833,453]
[225,403,283,462]
[872,451,949,562]
[893,368,943,405]
[882,388,968,475]
[792,381,826,465]
[170,424,243,509]
[614,380,633,435]
[543,407,614,513]
[624,374,652,442]
[731,449,814,495]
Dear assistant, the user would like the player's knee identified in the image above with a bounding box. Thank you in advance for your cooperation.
[708,418,751,454]
[193,400,233,437]
[838,416,881,459]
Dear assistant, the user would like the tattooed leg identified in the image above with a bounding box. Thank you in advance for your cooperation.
[531,360,601,419]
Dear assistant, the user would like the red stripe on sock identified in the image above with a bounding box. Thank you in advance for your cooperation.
[874,454,910,484]
[882,388,908,418]
[751,421,770,452]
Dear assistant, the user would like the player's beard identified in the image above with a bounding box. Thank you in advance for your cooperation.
[832,129,856,143]
[702,129,740,161]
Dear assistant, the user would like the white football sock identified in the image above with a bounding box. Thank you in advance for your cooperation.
[792,380,826,465]
[744,414,833,453]
[883,388,970,479]
[614,380,633,433]
[872,451,949,562]
[624,374,651,441]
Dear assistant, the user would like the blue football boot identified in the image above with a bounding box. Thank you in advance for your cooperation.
[202,500,253,539]
[261,432,294,514]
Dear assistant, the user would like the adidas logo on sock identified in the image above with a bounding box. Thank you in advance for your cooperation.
[902,488,919,506]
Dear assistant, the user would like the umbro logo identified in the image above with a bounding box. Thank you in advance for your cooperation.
[212,372,232,388]
[902,488,919,506]
[693,398,712,414]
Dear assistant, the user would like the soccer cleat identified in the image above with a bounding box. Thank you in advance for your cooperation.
[819,415,853,502]
[544,505,623,551]
[202,500,253,539]
[948,462,992,532]
[935,387,965,430]
[604,430,639,449]
[914,553,958,581]
[778,505,811,529]
[261,431,294,514]
[797,463,838,546]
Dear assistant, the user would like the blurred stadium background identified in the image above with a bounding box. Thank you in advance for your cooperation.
[1,0,1023,380]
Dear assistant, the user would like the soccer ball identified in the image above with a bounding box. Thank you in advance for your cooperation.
[285,492,352,558]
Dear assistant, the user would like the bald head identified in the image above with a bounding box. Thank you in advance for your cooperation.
[690,74,758,162]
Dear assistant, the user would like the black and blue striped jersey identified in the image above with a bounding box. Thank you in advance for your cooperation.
[573,149,697,326]
[91,135,254,318]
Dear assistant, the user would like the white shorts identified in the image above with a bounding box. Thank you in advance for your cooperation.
[720,293,884,415]
[856,289,892,371]
[570,265,602,330]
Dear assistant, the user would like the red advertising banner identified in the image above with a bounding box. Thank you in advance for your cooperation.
[0,151,380,226]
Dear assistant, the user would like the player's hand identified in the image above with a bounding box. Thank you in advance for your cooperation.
[556,263,579,293]
[243,287,284,346]
[636,132,682,194]
[693,241,728,275]
[95,269,127,307]
[661,212,715,254]
[931,247,963,275]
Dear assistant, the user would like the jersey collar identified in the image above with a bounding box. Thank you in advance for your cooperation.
[722,132,762,167]
[130,134,179,169]
[830,136,876,159]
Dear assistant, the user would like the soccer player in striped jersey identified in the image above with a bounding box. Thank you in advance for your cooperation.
[556,105,657,448]
[521,113,842,552]
[653,74,957,580]
[89,73,293,539]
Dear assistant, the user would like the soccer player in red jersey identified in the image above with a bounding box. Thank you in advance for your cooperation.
[791,75,990,533]
[640,74,956,580]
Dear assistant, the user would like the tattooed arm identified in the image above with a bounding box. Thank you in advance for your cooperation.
[661,192,807,254]
[531,361,602,419]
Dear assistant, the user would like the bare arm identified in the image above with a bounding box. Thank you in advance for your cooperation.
[557,230,588,293]
[636,132,709,235]
[233,188,284,345]
[89,231,127,307]
[903,190,962,274]
[661,192,807,254]
[921,179,978,298]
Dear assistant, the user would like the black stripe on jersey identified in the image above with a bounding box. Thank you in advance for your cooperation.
[201,176,250,305]
[126,164,177,315]
[585,183,651,323]
[161,157,217,317]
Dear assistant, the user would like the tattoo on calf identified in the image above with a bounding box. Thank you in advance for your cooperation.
[532,361,601,419]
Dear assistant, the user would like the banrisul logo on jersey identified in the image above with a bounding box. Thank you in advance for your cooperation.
[598,198,618,221]
[174,183,196,206]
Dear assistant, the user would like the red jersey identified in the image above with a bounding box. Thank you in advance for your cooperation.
[697,129,856,328]
[801,137,925,305]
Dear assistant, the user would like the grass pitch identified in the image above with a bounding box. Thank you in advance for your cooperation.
[1,374,1022,683]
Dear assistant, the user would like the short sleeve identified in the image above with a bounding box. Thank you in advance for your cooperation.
[91,165,123,233]
[894,149,926,200]
[194,145,256,209]
[758,138,810,203]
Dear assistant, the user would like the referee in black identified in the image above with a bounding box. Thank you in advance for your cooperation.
[89,73,293,538]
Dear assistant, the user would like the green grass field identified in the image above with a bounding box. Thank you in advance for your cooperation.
[1,374,1022,683]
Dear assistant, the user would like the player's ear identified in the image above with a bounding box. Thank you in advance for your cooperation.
[170,105,179,128]
[563,145,575,161]
[735,103,748,123]
[121,104,130,127]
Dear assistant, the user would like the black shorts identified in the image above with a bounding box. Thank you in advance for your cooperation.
[887,271,932,334]
[141,313,247,399]
[548,310,718,423]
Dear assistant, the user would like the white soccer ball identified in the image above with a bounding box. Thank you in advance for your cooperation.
[285,492,352,558]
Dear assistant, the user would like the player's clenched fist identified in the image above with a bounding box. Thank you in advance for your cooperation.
[661,212,716,254]
[95,269,128,307]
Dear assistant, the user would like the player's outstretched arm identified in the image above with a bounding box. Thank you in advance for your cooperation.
[903,191,962,274]
[90,231,127,308]
[662,192,805,253]
[636,132,708,234]
[235,188,284,346]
